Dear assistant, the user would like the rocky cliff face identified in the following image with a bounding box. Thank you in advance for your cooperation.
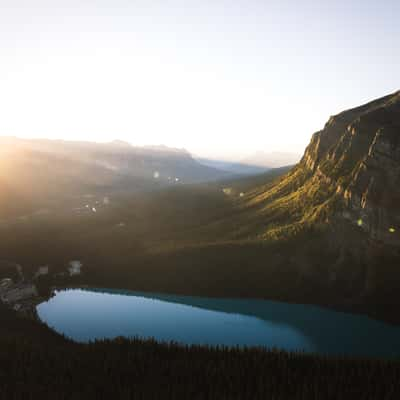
[239,91,399,248]
[231,91,400,318]
[300,90,400,247]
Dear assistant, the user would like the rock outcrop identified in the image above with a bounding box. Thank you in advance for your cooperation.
[232,91,400,319]
[300,90,400,246]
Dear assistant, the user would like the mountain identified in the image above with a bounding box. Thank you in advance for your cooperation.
[135,90,400,321]
[194,89,400,320]
[225,90,400,244]
[303,91,400,244]
[241,151,301,168]
[0,137,229,218]
[195,157,269,175]
[196,151,301,175]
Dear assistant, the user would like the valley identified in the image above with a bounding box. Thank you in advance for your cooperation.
[0,93,400,322]
[0,91,399,326]
[0,90,399,400]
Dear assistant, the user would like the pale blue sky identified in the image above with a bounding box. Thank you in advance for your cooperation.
[0,0,398,159]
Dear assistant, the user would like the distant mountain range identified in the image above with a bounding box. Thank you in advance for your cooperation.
[195,158,269,175]
[0,137,230,218]
[196,152,300,175]
[0,136,302,218]
[241,151,301,169]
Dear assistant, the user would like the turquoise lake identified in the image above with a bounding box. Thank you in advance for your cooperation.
[37,288,400,358]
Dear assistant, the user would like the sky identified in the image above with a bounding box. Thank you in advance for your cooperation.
[0,0,399,160]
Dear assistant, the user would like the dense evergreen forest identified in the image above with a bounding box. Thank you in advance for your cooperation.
[1,305,400,400]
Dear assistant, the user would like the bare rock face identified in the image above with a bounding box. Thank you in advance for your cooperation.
[301,90,400,247]
[346,124,400,245]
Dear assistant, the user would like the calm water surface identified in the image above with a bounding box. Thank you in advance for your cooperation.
[37,289,400,358]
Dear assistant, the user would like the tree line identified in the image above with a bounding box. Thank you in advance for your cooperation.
[0,306,399,399]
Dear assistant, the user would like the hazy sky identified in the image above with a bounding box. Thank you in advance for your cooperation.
[0,1,399,160]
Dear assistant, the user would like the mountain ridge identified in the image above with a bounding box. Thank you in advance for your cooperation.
[222,90,400,246]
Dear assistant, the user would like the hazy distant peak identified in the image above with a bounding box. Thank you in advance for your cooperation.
[109,140,132,148]
[143,144,190,155]
[241,151,302,168]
